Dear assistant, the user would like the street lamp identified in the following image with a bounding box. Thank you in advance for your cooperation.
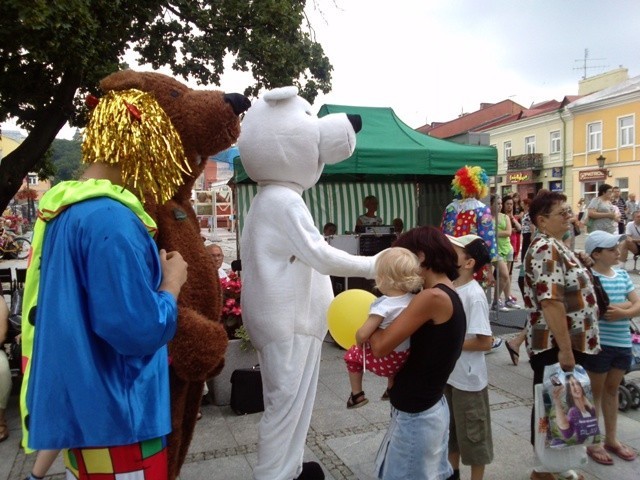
[596,155,606,170]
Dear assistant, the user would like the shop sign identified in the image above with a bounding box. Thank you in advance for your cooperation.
[549,181,563,192]
[578,169,606,182]
[551,167,563,178]
[507,170,533,184]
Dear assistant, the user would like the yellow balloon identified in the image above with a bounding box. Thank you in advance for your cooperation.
[327,289,377,350]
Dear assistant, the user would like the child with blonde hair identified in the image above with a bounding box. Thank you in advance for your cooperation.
[343,247,423,408]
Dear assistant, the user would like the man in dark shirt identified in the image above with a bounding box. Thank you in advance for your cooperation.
[612,187,627,234]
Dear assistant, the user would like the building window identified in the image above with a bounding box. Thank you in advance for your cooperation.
[582,181,602,206]
[619,115,634,147]
[525,136,535,154]
[617,178,629,200]
[27,174,38,186]
[550,131,561,154]
[503,141,511,163]
[587,122,602,151]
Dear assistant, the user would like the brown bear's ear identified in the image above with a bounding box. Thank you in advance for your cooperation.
[99,69,142,92]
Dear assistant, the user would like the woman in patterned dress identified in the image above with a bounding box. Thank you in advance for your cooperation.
[524,191,601,480]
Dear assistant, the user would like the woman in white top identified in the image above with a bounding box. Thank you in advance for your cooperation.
[355,195,383,228]
[587,184,619,234]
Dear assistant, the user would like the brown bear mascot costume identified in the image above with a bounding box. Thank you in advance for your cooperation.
[99,70,250,479]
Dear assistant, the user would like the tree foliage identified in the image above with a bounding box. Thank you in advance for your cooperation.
[49,138,84,185]
[0,0,333,210]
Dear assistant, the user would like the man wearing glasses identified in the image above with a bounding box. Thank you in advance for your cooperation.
[205,241,228,279]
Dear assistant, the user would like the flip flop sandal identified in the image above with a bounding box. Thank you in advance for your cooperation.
[587,445,614,465]
[604,443,637,461]
[505,341,520,366]
[0,423,8,443]
[346,391,368,409]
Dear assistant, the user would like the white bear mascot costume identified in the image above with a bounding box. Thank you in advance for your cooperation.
[238,87,377,480]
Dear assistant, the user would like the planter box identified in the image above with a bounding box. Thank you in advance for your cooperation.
[209,338,259,406]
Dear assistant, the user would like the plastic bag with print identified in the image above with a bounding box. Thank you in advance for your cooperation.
[534,384,587,472]
[541,363,601,448]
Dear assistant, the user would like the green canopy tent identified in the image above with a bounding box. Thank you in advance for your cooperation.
[233,105,497,234]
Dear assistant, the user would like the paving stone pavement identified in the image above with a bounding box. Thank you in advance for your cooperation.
[2,232,640,479]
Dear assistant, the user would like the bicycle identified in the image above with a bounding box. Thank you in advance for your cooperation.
[0,235,31,260]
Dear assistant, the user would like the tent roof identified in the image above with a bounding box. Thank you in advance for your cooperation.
[234,104,496,183]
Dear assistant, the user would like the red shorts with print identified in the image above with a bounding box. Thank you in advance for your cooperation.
[344,344,409,378]
[64,437,167,480]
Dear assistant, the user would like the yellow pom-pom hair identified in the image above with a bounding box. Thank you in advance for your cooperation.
[451,165,489,199]
[82,89,191,204]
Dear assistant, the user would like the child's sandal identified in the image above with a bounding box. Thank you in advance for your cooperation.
[346,391,368,409]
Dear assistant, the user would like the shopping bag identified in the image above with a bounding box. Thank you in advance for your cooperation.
[534,384,587,472]
[542,363,601,448]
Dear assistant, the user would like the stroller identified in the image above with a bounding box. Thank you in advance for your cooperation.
[618,319,640,411]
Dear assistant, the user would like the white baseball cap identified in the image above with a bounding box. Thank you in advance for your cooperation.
[585,230,626,255]
[446,234,482,249]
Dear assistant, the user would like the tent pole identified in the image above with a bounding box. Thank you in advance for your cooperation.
[493,175,500,313]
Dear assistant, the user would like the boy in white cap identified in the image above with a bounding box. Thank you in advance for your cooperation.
[583,230,639,465]
[445,234,494,480]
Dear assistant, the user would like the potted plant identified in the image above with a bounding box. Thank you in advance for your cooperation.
[211,271,258,406]
[220,271,253,350]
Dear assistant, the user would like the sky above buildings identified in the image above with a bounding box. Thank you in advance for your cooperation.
[301,0,640,127]
[3,0,639,138]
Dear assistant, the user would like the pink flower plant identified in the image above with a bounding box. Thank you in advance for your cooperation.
[220,271,243,339]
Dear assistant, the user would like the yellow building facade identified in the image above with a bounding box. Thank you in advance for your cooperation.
[0,133,21,161]
[484,105,575,201]
[567,76,640,208]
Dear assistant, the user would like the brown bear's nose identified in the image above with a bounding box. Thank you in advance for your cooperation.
[224,93,251,116]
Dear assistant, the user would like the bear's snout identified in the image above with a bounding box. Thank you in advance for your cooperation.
[346,114,362,133]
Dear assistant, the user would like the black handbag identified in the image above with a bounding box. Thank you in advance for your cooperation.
[574,250,609,317]
[230,365,264,415]
[591,273,610,317]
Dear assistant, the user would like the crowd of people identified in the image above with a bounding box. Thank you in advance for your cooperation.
[4,172,640,480]
[333,178,639,480]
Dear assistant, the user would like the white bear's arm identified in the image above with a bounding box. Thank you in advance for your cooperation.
[281,200,377,278]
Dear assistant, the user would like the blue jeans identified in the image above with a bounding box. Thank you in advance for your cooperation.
[376,396,452,480]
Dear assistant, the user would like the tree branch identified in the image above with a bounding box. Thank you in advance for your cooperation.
[0,68,82,210]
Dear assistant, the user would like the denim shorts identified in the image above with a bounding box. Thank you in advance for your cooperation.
[375,396,452,480]
[582,345,632,373]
